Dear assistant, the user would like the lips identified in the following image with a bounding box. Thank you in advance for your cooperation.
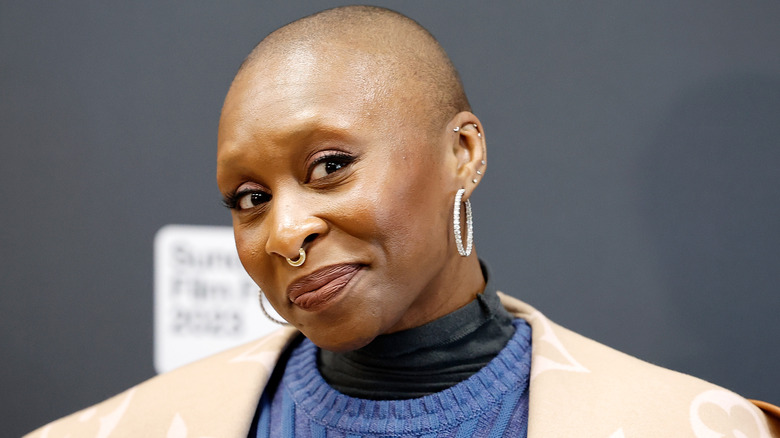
[287,264,362,310]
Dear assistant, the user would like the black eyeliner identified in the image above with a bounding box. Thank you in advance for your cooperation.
[221,191,239,210]
[306,151,355,182]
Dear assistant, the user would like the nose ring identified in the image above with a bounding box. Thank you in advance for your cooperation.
[286,248,306,267]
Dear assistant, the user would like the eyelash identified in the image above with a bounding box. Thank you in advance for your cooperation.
[221,190,270,211]
[306,151,355,182]
[221,151,355,211]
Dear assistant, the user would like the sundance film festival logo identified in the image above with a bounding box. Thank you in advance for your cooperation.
[153,225,280,373]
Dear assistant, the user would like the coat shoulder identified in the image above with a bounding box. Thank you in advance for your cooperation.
[24,327,298,438]
[498,292,780,437]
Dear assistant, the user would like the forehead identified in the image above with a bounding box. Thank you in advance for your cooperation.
[219,46,401,145]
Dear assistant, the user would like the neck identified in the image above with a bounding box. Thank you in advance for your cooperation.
[318,262,516,399]
[387,253,485,334]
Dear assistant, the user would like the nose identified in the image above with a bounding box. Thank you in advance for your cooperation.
[264,198,328,262]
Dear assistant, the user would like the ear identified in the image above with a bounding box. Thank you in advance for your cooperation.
[447,111,486,200]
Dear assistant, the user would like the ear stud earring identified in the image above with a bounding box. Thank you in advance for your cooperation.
[454,124,481,136]
[454,125,484,184]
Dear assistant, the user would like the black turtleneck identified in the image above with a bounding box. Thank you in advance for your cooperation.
[317,265,516,400]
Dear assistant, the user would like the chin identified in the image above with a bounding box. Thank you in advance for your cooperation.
[305,329,377,353]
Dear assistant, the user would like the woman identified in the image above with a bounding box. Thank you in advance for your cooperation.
[26,6,779,438]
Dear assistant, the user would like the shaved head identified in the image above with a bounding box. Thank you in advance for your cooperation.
[233,5,470,133]
[218,6,488,349]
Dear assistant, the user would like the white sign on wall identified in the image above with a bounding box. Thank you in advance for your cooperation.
[153,224,283,373]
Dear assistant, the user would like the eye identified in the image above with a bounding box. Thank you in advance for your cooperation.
[223,189,271,211]
[309,152,354,182]
[237,191,271,210]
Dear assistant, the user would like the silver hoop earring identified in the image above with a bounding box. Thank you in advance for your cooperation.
[286,248,306,267]
[453,188,473,257]
[258,290,289,325]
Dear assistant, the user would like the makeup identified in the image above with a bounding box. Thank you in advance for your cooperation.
[287,264,362,311]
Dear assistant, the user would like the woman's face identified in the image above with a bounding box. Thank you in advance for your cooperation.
[217,51,470,351]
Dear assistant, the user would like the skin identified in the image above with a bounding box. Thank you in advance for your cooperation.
[216,40,488,352]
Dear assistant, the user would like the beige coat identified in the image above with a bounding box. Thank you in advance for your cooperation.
[26,294,780,437]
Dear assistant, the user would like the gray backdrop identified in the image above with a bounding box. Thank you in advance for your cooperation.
[2,1,779,436]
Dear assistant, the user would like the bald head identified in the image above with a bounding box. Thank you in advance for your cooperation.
[234,5,470,132]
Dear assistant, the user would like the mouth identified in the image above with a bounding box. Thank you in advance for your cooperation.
[287,263,363,311]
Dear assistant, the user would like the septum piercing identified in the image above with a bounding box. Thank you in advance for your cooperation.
[286,248,306,267]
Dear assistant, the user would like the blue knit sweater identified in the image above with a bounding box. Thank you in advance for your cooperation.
[255,319,531,437]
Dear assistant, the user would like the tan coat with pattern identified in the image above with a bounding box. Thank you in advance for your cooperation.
[26,294,780,437]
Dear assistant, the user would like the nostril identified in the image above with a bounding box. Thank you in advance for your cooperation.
[303,233,318,245]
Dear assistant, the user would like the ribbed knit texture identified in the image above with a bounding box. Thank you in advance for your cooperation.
[255,319,531,438]
[319,285,517,399]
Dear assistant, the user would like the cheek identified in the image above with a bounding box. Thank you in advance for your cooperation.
[391,159,450,238]
[349,161,451,270]
[233,222,274,290]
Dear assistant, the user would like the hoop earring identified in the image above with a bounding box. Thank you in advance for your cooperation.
[286,248,306,267]
[258,290,289,326]
[453,188,473,257]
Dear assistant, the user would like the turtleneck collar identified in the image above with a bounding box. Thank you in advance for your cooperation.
[317,261,516,399]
